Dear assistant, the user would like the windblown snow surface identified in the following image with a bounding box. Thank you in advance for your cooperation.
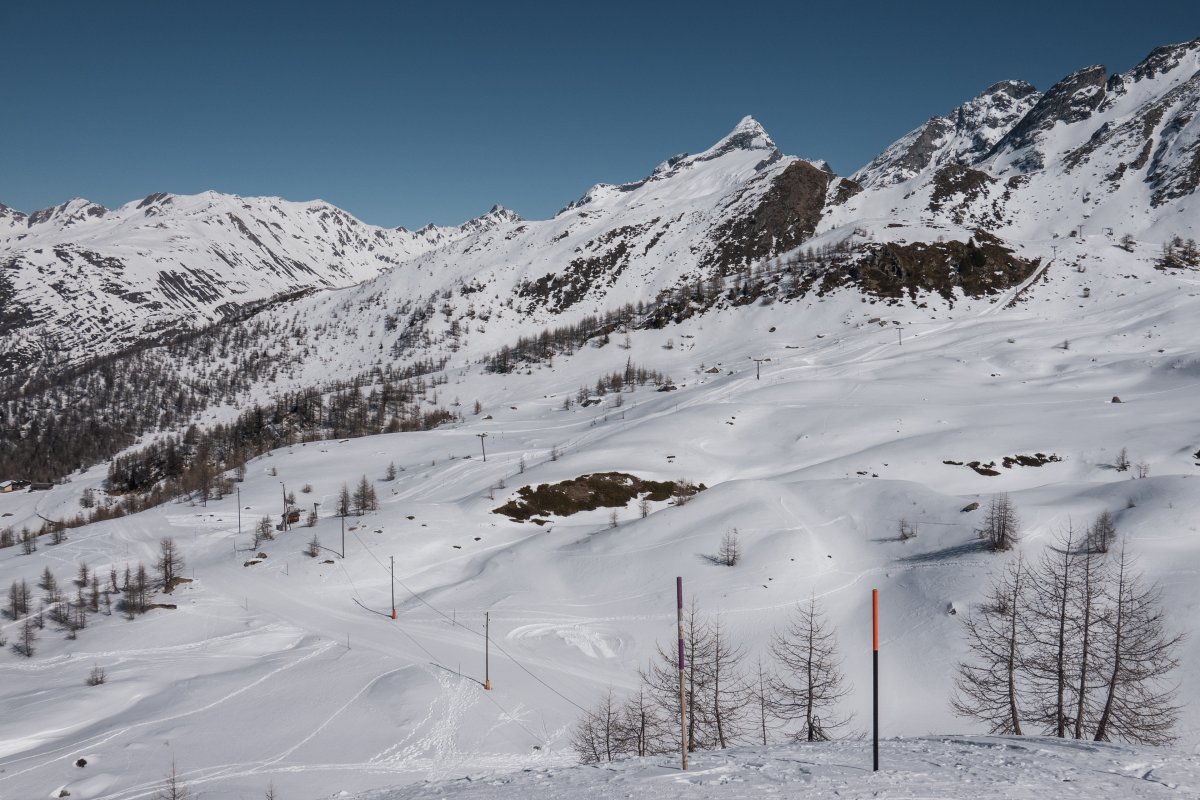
[1,233,1199,799]
[366,737,1200,799]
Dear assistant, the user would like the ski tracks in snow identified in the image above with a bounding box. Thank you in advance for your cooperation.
[370,666,479,777]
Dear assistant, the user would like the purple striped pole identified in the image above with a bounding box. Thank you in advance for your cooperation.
[677,576,688,771]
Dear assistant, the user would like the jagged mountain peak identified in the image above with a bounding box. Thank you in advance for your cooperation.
[988,64,1108,171]
[1130,37,1200,82]
[969,79,1036,106]
[690,115,779,163]
[852,80,1041,187]
[557,116,784,215]
[25,197,109,227]
[718,115,773,148]
[482,203,521,223]
[458,204,522,234]
[0,202,27,227]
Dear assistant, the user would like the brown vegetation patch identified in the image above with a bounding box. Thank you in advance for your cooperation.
[1001,453,1062,469]
[837,234,1037,301]
[953,453,1063,476]
[494,472,702,521]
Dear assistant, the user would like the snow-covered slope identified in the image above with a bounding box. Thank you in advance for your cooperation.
[0,192,506,375]
[1,222,1199,798]
[69,115,839,397]
[365,737,1200,799]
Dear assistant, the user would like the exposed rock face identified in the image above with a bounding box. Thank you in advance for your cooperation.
[853,81,1040,187]
[882,118,954,183]
[1130,37,1200,82]
[990,65,1108,170]
[803,236,1038,303]
[1145,72,1200,206]
[704,160,832,273]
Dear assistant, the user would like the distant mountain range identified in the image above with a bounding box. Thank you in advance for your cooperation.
[2,38,1196,379]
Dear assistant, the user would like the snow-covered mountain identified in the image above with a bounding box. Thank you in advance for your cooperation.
[843,37,1200,244]
[5,38,1199,383]
[188,33,1199,397]
[1,37,1200,800]
[852,80,1043,188]
[3,223,1200,798]
[0,192,511,375]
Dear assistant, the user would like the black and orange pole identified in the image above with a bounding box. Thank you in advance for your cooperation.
[677,576,688,771]
[872,587,879,772]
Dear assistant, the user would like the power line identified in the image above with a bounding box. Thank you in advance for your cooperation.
[350,532,588,714]
[345,576,546,744]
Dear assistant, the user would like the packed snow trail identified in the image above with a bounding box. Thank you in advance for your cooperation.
[365,737,1200,800]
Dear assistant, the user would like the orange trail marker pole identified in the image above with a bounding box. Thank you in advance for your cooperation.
[873,587,879,772]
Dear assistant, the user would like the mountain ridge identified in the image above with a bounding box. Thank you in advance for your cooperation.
[3,38,1199,381]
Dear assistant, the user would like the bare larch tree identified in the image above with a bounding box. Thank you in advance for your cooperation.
[769,596,852,741]
[1092,547,1183,745]
[977,494,1020,552]
[952,553,1028,734]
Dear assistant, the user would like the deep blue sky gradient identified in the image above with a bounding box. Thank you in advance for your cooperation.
[2,2,1198,228]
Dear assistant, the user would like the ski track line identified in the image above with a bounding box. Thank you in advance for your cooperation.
[0,637,335,786]
[258,664,413,768]
[369,664,443,765]
[373,667,479,776]
[0,622,289,672]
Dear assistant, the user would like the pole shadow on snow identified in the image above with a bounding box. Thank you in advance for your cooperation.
[431,663,487,688]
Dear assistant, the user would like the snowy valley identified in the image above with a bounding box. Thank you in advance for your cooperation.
[0,37,1198,800]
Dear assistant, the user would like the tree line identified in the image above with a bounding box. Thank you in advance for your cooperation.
[4,537,184,657]
[572,595,850,762]
[953,519,1181,745]
[0,288,450,485]
[76,378,455,529]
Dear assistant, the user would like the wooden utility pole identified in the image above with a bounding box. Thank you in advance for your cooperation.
[281,483,288,531]
[477,432,488,462]
[485,611,492,690]
[390,556,396,619]
[873,588,879,772]
[237,487,241,538]
[677,576,688,771]
[341,515,346,559]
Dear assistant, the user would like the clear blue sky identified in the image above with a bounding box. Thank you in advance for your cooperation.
[2,2,1197,229]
